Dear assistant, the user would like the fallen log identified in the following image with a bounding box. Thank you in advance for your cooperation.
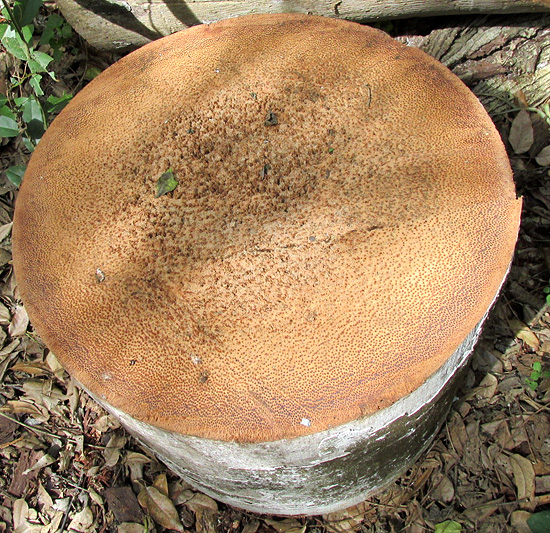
[56,0,550,51]
[396,14,550,113]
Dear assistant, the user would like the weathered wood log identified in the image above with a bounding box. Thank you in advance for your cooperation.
[397,14,550,114]
[56,0,550,51]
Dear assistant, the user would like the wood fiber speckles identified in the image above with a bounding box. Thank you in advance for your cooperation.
[13,15,521,443]
[85,315,484,515]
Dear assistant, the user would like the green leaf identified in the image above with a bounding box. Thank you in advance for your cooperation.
[533,361,542,373]
[527,510,550,533]
[0,24,28,60]
[0,94,7,107]
[0,105,17,121]
[5,165,26,187]
[0,115,19,137]
[60,22,72,39]
[28,74,43,96]
[4,0,42,27]
[155,169,178,197]
[22,96,45,140]
[22,137,35,151]
[39,13,72,48]
[39,13,62,45]
[29,50,53,72]
[45,93,72,115]
[84,66,103,80]
[21,23,33,43]
[434,521,462,533]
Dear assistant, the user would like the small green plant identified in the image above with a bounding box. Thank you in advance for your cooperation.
[525,360,550,391]
[0,0,73,186]
[543,281,550,306]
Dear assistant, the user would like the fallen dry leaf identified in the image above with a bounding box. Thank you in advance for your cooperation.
[67,506,95,532]
[12,498,42,533]
[37,482,54,510]
[431,474,455,503]
[535,145,550,166]
[535,475,550,493]
[118,523,147,533]
[185,492,218,513]
[509,110,534,154]
[195,507,220,533]
[138,485,184,532]
[475,373,498,401]
[124,452,150,483]
[22,452,56,475]
[153,473,169,497]
[263,518,303,533]
[511,510,533,533]
[103,432,127,468]
[509,453,536,510]
[8,304,29,338]
[323,502,371,532]
[241,519,260,533]
[104,486,143,524]
[509,319,541,351]
[2,399,48,421]
[0,301,10,326]
[0,222,12,243]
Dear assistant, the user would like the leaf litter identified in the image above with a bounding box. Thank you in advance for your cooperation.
[0,12,550,533]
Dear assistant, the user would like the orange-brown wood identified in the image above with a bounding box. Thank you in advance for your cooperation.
[13,15,521,443]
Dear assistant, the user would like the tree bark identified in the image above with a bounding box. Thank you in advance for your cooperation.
[396,14,550,114]
[56,0,550,51]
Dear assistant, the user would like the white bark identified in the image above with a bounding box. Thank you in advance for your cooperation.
[86,314,486,515]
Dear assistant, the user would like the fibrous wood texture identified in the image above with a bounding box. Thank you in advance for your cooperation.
[397,15,550,113]
[55,0,550,51]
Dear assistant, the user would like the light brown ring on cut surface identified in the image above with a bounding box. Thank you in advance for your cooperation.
[12,14,521,444]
